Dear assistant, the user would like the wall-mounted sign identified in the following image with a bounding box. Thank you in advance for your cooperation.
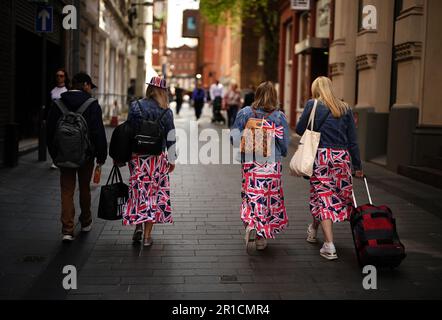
[291,0,311,11]
[182,10,199,38]
[316,0,331,38]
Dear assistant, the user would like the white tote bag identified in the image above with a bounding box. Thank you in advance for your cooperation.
[290,100,321,177]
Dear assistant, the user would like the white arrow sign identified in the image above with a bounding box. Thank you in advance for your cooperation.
[38,9,50,31]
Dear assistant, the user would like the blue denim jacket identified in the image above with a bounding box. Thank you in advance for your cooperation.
[127,98,177,162]
[230,106,290,163]
[295,99,362,170]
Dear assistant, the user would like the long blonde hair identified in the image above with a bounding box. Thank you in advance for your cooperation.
[311,76,349,118]
[145,85,169,109]
[252,81,278,112]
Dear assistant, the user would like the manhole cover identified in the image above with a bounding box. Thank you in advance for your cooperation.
[22,256,46,263]
[220,275,237,282]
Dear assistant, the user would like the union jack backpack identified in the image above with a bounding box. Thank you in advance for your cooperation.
[240,110,283,158]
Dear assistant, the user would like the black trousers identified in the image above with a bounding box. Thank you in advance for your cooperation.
[194,101,204,120]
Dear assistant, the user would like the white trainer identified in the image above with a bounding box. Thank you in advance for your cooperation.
[81,223,92,232]
[306,224,318,243]
[245,226,257,253]
[62,234,74,242]
[320,242,338,260]
[256,238,268,251]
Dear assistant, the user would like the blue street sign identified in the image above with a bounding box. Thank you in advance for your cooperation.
[36,6,53,33]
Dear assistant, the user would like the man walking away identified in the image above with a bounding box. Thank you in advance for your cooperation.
[47,72,108,242]
[175,86,184,116]
[210,80,226,124]
[192,82,206,120]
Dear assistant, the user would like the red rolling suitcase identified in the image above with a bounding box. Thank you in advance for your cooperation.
[350,176,406,268]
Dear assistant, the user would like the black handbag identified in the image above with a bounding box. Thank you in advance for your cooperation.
[109,121,135,163]
[97,166,129,221]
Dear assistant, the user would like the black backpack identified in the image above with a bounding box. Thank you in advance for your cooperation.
[132,100,169,156]
[53,98,95,168]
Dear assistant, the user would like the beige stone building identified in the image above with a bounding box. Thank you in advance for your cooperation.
[278,0,442,187]
[330,0,442,187]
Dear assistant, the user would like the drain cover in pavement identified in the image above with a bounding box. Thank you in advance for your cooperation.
[220,275,238,282]
[21,256,46,263]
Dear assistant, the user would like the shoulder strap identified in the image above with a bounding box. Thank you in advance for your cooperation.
[54,99,69,115]
[156,108,170,123]
[77,98,96,115]
[307,99,318,131]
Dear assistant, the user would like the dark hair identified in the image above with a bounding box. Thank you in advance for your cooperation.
[55,68,70,89]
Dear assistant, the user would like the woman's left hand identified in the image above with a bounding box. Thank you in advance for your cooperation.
[168,163,176,173]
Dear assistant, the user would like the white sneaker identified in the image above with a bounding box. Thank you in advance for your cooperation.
[256,238,268,251]
[245,226,257,253]
[81,223,92,232]
[50,163,58,169]
[320,242,338,260]
[306,224,318,244]
[62,234,74,242]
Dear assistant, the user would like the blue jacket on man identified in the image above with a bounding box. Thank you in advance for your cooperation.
[296,99,362,170]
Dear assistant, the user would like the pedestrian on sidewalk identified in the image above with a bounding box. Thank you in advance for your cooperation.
[296,76,363,261]
[230,81,290,254]
[223,82,241,128]
[242,84,255,109]
[210,80,226,124]
[191,81,206,120]
[47,72,108,242]
[122,76,177,247]
[48,68,71,170]
[174,86,184,116]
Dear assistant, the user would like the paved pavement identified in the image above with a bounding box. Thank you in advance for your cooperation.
[1,102,442,300]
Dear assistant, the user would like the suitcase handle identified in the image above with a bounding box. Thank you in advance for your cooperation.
[352,175,373,207]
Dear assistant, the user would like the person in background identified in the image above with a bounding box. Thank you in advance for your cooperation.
[122,76,177,247]
[210,80,226,124]
[191,82,206,121]
[296,76,363,261]
[47,72,107,242]
[223,82,241,128]
[243,84,255,109]
[175,86,184,116]
[49,68,70,169]
[127,79,136,108]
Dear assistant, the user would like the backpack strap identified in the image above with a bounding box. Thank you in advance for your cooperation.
[156,108,170,123]
[77,98,97,115]
[54,99,69,115]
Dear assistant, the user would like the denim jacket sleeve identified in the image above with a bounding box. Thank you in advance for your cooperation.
[230,107,249,147]
[276,111,290,157]
[295,100,314,136]
[346,109,362,171]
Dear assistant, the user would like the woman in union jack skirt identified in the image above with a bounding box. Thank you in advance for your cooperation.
[230,81,290,254]
[296,77,363,260]
[122,76,177,247]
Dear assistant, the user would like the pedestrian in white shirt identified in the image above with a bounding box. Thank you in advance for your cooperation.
[209,80,226,124]
[49,68,70,169]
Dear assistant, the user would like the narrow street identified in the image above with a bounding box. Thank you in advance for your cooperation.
[1,102,441,300]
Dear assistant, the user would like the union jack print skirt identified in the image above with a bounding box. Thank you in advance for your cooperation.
[241,161,288,239]
[123,153,173,225]
[310,148,353,223]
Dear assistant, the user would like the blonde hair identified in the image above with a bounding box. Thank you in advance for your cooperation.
[252,81,278,112]
[311,76,349,118]
[145,85,169,109]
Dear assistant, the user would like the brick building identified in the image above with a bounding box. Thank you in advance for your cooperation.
[168,45,197,91]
